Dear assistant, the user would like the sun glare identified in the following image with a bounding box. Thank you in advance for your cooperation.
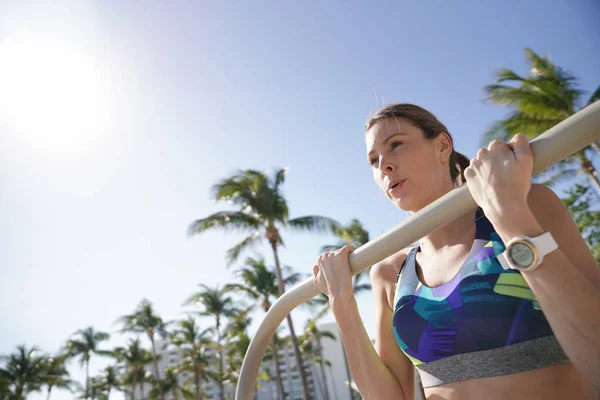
[0,35,116,157]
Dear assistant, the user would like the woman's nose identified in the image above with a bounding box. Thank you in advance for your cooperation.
[380,156,395,174]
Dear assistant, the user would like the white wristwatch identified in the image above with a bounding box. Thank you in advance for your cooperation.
[497,232,558,272]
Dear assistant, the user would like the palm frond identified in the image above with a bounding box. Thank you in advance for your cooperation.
[287,215,340,233]
[225,231,262,266]
[352,283,372,295]
[534,168,580,187]
[274,167,287,192]
[187,212,262,237]
[586,85,600,106]
[320,242,346,253]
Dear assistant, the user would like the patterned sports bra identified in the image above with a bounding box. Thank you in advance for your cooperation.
[392,209,570,387]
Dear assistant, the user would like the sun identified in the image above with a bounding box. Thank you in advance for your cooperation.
[0,34,116,157]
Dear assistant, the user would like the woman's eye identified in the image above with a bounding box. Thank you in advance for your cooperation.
[369,157,378,166]
[391,141,403,149]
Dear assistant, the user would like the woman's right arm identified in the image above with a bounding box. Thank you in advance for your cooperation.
[313,246,414,400]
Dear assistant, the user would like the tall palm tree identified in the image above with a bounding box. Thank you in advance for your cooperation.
[170,316,213,400]
[0,371,10,400]
[300,322,336,400]
[41,354,75,400]
[483,47,600,192]
[93,366,122,399]
[319,219,372,399]
[77,378,107,400]
[223,307,271,397]
[188,168,340,400]
[0,345,46,399]
[113,338,154,400]
[149,367,189,400]
[225,256,302,400]
[224,307,252,387]
[64,327,111,399]
[184,284,236,400]
[116,299,168,400]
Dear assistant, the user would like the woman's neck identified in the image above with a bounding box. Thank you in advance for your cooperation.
[418,210,477,254]
[411,183,477,254]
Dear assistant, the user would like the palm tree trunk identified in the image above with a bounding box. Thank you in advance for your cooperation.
[15,385,24,400]
[316,338,330,400]
[270,337,285,400]
[46,386,52,400]
[270,241,311,400]
[194,369,201,400]
[217,316,225,400]
[86,359,90,399]
[149,335,165,400]
[341,346,354,400]
[580,155,600,195]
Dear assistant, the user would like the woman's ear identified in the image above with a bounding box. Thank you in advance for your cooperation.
[437,132,453,159]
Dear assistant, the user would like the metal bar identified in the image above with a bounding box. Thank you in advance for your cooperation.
[235,101,600,399]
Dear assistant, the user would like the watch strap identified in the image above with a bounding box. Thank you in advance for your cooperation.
[530,232,558,257]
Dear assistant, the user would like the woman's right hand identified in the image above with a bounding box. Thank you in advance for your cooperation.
[312,245,355,302]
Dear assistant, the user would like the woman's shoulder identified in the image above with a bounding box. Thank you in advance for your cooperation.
[370,245,417,307]
[370,246,415,282]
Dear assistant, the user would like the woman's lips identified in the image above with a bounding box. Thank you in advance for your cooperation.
[388,179,406,195]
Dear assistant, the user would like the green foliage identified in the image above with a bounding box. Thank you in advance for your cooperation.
[562,183,600,263]
[482,48,600,190]
[188,168,340,265]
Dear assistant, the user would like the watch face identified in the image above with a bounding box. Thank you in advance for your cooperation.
[509,242,535,269]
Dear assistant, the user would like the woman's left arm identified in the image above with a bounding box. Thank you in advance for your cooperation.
[493,184,600,389]
[464,134,600,389]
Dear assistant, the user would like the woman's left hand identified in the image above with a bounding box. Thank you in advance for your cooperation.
[464,133,534,221]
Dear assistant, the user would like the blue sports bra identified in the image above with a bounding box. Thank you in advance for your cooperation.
[392,209,569,387]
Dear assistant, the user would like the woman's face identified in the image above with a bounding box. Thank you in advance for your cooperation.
[366,117,453,212]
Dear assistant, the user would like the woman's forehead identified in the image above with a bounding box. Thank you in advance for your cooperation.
[366,118,417,146]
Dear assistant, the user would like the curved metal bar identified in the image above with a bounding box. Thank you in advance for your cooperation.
[235,101,600,399]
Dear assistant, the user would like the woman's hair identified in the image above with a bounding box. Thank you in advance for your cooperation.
[366,103,470,186]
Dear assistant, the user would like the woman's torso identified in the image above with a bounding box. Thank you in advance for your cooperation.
[390,209,595,399]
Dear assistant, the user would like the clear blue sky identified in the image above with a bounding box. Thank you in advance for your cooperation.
[1,1,598,399]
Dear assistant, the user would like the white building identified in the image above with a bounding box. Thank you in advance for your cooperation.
[152,338,319,400]
[147,321,425,400]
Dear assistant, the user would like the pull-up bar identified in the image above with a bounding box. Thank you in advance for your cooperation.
[235,101,600,399]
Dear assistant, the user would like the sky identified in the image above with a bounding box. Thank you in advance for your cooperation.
[0,1,598,399]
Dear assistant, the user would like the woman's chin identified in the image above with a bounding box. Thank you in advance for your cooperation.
[393,196,423,213]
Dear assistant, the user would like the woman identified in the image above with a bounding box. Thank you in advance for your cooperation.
[312,104,600,399]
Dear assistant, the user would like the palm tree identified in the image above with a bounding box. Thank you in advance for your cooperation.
[188,168,340,400]
[224,307,271,397]
[64,327,111,399]
[224,307,252,386]
[225,256,302,400]
[184,284,236,400]
[0,371,10,400]
[562,183,600,262]
[0,345,46,399]
[149,367,189,400]
[170,316,213,400]
[116,299,168,400]
[41,354,75,400]
[93,366,122,399]
[77,378,107,400]
[483,47,600,193]
[113,338,154,400]
[299,322,336,400]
